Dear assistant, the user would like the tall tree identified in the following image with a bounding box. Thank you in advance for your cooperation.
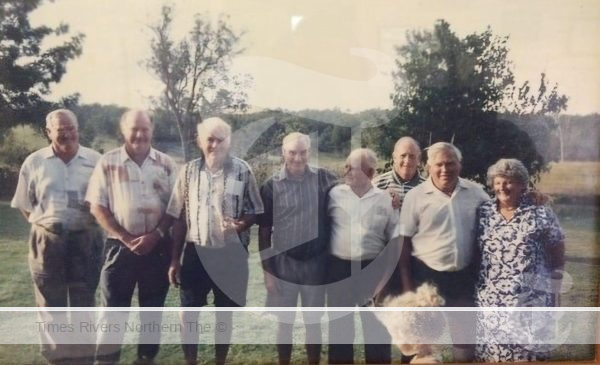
[146,6,250,161]
[0,0,84,136]
[382,20,568,184]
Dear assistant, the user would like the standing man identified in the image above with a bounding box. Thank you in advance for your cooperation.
[399,142,489,362]
[257,132,338,365]
[372,136,425,300]
[86,109,177,365]
[166,117,263,365]
[11,109,103,365]
[327,148,400,364]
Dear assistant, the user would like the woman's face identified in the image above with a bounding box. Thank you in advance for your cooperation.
[493,176,525,207]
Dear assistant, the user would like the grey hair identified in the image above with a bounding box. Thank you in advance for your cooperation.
[282,132,310,151]
[393,136,421,156]
[120,109,153,131]
[348,148,378,173]
[486,158,529,189]
[196,117,231,138]
[426,142,462,164]
[46,109,78,129]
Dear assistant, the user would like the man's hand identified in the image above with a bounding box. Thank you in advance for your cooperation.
[263,272,279,294]
[222,216,247,234]
[389,191,403,210]
[129,231,161,255]
[169,261,181,288]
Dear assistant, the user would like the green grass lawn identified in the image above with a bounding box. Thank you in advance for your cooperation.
[0,198,597,364]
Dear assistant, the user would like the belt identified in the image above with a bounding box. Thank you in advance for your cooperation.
[35,223,87,235]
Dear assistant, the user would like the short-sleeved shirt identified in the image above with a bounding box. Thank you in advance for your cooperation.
[372,169,425,202]
[85,146,177,237]
[11,145,101,230]
[166,155,264,248]
[329,184,401,261]
[399,177,489,271]
[257,166,337,259]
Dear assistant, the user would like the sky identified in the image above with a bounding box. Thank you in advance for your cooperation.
[33,0,600,114]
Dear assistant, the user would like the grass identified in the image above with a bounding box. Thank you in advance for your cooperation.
[536,161,600,197]
[0,160,598,364]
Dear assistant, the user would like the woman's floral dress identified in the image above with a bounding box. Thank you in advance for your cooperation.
[474,195,565,362]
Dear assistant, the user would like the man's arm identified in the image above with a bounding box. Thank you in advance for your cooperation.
[258,225,278,293]
[168,217,187,287]
[130,214,175,255]
[399,236,414,293]
[18,209,30,221]
[90,203,136,249]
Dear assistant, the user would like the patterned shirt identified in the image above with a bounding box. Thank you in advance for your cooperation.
[166,155,264,248]
[372,169,425,204]
[11,145,101,230]
[258,166,338,259]
[85,146,177,237]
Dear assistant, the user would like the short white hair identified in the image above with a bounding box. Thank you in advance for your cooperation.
[393,136,421,155]
[46,109,78,129]
[197,117,231,138]
[120,109,152,131]
[282,132,310,151]
[348,148,378,173]
[426,142,462,164]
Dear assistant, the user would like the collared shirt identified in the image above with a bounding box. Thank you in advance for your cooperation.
[372,169,425,203]
[258,165,338,255]
[85,146,177,237]
[329,184,401,261]
[166,155,264,248]
[399,177,489,271]
[11,145,101,230]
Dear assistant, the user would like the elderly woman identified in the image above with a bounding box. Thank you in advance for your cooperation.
[474,158,565,362]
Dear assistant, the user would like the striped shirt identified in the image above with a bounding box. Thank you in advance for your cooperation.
[85,146,177,237]
[258,166,337,259]
[372,169,425,203]
[166,156,264,248]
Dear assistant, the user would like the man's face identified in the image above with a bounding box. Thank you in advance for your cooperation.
[282,139,309,177]
[198,127,231,162]
[344,154,372,188]
[47,113,79,152]
[393,141,421,180]
[121,112,153,156]
[428,150,462,193]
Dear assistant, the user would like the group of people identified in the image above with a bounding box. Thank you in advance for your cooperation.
[11,108,565,365]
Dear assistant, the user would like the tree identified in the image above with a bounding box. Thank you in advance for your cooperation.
[146,5,250,161]
[383,20,568,184]
[0,0,84,137]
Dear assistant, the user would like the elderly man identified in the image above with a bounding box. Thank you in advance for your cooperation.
[399,142,489,362]
[11,109,102,364]
[86,109,177,365]
[257,132,337,365]
[166,117,263,365]
[327,148,400,364]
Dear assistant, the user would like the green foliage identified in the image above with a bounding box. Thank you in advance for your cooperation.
[384,20,568,184]
[146,5,251,161]
[0,0,84,137]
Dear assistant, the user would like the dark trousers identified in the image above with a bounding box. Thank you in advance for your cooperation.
[179,243,249,364]
[327,255,391,364]
[29,224,103,364]
[95,238,170,364]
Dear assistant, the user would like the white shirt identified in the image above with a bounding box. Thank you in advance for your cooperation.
[329,184,401,261]
[399,177,489,271]
[85,146,177,237]
[11,145,101,230]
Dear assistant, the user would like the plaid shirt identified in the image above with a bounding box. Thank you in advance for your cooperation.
[85,146,177,237]
[166,155,264,248]
[11,145,101,230]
